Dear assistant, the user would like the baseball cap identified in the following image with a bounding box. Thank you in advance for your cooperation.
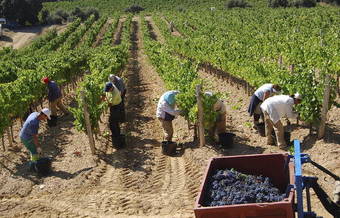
[164,90,179,105]
[108,74,115,82]
[294,92,302,100]
[104,82,113,92]
[42,77,49,84]
[41,108,51,120]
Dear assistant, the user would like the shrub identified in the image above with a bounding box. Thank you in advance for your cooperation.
[39,9,50,24]
[46,15,62,25]
[125,5,145,13]
[291,0,316,7]
[70,7,86,21]
[268,0,289,7]
[55,9,69,22]
[84,8,99,20]
[226,0,252,8]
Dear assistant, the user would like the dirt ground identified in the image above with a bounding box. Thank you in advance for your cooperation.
[0,24,68,49]
[0,16,339,218]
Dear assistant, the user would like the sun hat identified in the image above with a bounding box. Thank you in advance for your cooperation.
[294,92,302,100]
[104,82,113,92]
[108,74,115,82]
[41,108,51,120]
[164,90,179,105]
[42,77,49,84]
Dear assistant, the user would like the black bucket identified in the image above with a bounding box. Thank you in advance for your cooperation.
[31,157,52,177]
[47,115,58,127]
[218,133,236,148]
[161,141,177,156]
[256,123,265,137]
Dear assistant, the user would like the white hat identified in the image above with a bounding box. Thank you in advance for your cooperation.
[41,108,51,120]
[294,92,302,100]
[108,74,115,82]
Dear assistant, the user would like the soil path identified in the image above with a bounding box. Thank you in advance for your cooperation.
[0,24,68,49]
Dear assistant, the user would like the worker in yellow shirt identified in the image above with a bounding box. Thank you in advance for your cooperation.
[103,82,125,148]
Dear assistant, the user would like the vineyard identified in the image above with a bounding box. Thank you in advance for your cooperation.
[0,0,339,217]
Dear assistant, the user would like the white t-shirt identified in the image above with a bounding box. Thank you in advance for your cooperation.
[260,95,298,124]
[255,84,276,101]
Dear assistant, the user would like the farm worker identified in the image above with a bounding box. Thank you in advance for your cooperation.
[108,74,126,100]
[42,77,68,117]
[248,84,281,127]
[260,93,302,148]
[104,82,125,148]
[156,90,182,142]
[108,74,126,122]
[19,108,51,161]
[204,92,227,140]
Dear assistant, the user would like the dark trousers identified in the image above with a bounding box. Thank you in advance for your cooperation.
[109,103,125,148]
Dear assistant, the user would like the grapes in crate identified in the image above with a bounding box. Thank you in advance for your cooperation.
[205,168,286,207]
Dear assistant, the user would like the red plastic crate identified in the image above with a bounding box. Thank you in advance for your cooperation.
[194,153,295,218]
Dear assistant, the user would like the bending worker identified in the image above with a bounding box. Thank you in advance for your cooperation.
[108,74,126,122]
[248,83,281,127]
[156,90,182,142]
[19,108,51,161]
[103,82,125,149]
[205,92,227,141]
[260,93,302,148]
[42,77,68,118]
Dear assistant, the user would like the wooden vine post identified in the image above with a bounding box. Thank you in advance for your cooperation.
[81,91,96,155]
[318,74,331,139]
[1,135,5,151]
[195,85,205,147]
[6,127,13,148]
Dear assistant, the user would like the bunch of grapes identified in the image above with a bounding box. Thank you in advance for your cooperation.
[205,169,286,207]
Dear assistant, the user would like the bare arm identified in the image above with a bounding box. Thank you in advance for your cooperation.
[263,91,270,101]
[33,134,40,149]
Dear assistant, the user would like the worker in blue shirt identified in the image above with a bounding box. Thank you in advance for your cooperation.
[19,108,51,161]
[42,77,68,117]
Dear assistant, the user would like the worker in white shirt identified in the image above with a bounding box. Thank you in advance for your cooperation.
[156,90,182,142]
[248,84,281,127]
[260,93,302,148]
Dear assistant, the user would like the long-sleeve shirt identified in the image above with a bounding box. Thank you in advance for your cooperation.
[260,95,298,124]
[47,81,62,102]
[156,91,181,119]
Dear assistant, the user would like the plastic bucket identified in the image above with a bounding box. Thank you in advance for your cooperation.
[33,157,52,176]
[218,133,235,148]
[161,141,177,156]
[47,115,57,127]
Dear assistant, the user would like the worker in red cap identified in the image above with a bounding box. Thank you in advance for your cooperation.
[42,77,68,125]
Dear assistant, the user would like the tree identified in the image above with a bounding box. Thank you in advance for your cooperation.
[0,0,42,25]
